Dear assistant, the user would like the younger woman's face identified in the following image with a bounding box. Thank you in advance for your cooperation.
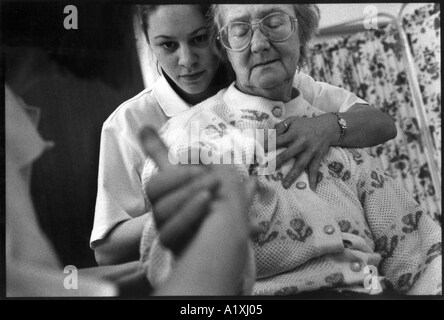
[147,5,220,97]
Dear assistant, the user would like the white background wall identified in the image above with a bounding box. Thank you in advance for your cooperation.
[318,3,429,29]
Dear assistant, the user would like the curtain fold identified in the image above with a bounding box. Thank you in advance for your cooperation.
[304,3,441,224]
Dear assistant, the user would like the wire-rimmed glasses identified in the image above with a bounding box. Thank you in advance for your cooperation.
[218,12,298,52]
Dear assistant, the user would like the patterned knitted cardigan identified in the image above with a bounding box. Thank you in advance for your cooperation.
[140,83,441,295]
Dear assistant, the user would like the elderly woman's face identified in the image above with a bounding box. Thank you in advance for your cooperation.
[219,4,300,101]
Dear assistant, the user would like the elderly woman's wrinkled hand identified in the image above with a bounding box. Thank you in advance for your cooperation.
[273,115,336,190]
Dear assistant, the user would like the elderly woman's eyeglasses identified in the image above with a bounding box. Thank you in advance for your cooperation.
[217,12,298,52]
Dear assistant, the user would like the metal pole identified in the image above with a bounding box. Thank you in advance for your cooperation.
[395,5,441,211]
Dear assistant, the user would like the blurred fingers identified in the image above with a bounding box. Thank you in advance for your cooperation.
[153,172,221,228]
[146,165,206,203]
[139,126,173,171]
[158,189,213,255]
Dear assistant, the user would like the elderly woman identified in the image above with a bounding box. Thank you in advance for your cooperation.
[141,4,441,295]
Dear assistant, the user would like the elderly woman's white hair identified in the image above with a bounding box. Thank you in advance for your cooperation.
[208,4,320,70]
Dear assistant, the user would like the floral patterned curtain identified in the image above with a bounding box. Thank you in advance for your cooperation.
[304,3,441,224]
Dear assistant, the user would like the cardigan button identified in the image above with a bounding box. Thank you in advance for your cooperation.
[323,225,335,235]
[296,182,306,189]
[350,261,362,272]
[272,107,282,117]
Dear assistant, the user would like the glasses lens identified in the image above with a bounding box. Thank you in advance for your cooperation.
[261,13,293,41]
[219,13,295,51]
[221,23,251,50]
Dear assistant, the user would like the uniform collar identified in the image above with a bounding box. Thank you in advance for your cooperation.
[153,76,191,117]
[223,82,323,119]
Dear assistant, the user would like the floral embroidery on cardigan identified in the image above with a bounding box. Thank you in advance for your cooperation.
[325,273,344,287]
[375,235,399,260]
[370,170,385,188]
[338,220,360,236]
[398,271,422,293]
[274,286,299,295]
[425,242,441,265]
[401,211,422,233]
[241,109,270,122]
[286,218,313,243]
[253,221,279,247]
